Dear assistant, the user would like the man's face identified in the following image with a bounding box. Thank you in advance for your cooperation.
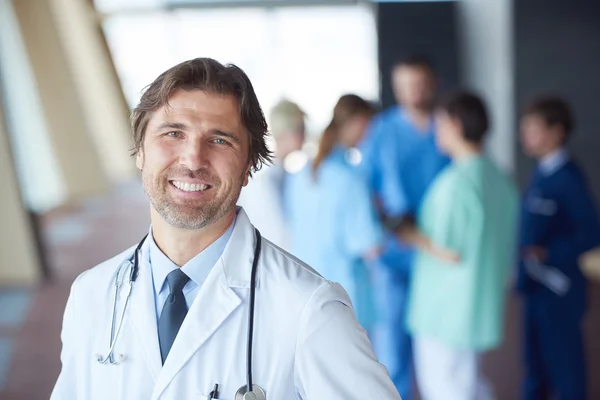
[392,65,435,110]
[274,114,305,159]
[137,89,250,230]
[434,109,460,154]
[520,114,563,158]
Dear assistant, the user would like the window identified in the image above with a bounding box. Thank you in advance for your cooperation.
[101,5,379,139]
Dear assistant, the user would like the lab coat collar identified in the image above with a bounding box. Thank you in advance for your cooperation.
[398,106,436,134]
[151,207,258,399]
[220,207,261,289]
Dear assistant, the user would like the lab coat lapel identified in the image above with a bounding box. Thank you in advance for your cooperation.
[152,266,241,399]
[128,240,162,382]
[152,209,258,399]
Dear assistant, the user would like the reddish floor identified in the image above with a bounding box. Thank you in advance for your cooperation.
[0,183,150,400]
[0,181,599,399]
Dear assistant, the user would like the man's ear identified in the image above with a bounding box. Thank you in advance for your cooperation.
[451,117,463,138]
[242,165,252,187]
[135,149,144,170]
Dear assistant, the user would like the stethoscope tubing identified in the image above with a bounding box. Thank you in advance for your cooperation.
[98,230,263,397]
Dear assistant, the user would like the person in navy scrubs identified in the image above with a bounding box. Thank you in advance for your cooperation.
[518,96,600,400]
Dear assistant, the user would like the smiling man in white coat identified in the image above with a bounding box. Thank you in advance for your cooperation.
[50,58,400,400]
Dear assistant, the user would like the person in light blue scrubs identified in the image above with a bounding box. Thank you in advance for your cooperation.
[285,95,383,332]
[357,55,449,399]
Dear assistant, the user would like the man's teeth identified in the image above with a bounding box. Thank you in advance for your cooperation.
[172,181,209,192]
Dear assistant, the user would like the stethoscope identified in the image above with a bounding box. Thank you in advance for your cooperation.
[95,228,266,400]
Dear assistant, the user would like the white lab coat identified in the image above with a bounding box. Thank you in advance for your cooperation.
[237,164,290,251]
[51,209,401,400]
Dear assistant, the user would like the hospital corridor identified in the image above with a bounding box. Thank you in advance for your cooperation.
[1,0,600,399]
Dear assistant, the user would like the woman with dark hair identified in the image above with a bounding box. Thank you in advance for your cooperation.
[285,94,383,331]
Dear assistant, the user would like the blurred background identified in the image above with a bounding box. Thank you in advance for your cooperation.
[0,0,599,399]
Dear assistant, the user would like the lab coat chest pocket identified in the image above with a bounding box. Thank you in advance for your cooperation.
[196,393,228,400]
[190,372,236,399]
[195,389,234,400]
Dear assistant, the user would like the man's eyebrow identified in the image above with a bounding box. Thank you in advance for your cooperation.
[155,122,188,131]
[210,129,241,144]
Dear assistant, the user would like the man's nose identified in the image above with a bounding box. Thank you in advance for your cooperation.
[179,138,209,171]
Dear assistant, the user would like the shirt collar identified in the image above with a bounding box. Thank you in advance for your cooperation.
[398,106,435,135]
[148,217,237,295]
[539,148,569,176]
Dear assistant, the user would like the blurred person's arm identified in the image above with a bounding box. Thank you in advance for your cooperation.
[342,172,385,263]
[358,114,413,228]
[522,171,600,269]
[395,215,460,264]
[397,177,483,266]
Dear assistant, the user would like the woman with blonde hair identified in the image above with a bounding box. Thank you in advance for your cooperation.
[237,98,306,251]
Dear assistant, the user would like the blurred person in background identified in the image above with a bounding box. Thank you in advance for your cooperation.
[285,94,458,338]
[358,55,449,399]
[400,92,518,399]
[517,96,600,400]
[237,99,306,251]
[285,94,381,333]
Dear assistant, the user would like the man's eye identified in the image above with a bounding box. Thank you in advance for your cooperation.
[166,131,181,138]
[213,138,227,145]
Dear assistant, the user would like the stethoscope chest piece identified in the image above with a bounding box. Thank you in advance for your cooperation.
[235,385,266,400]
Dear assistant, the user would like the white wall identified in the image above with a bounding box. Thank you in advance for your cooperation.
[103,5,379,140]
[457,0,515,173]
[0,93,43,285]
[52,0,137,184]
[0,0,66,213]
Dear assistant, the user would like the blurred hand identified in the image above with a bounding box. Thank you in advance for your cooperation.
[398,228,461,265]
[364,246,381,262]
[397,225,419,244]
[428,242,461,264]
[524,246,547,262]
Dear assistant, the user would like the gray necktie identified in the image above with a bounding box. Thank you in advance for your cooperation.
[158,269,190,364]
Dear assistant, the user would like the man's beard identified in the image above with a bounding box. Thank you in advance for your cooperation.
[142,167,243,230]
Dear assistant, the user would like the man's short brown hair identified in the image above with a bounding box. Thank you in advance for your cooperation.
[131,58,272,174]
[523,95,575,141]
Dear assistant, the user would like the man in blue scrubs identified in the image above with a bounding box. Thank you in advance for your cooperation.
[358,55,449,398]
